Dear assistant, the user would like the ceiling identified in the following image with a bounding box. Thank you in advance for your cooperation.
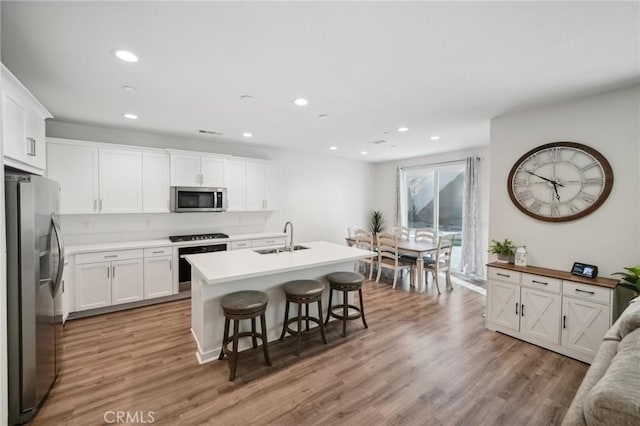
[2,1,638,163]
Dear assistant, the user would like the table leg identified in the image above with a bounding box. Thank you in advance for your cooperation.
[416,257,424,293]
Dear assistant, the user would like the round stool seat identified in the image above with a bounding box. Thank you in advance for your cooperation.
[283,280,324,298]
[327,271,364,290]
[220,290,268,315]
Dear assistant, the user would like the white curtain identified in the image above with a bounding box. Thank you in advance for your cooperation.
[461,157,483,276]
[395,167,407,226]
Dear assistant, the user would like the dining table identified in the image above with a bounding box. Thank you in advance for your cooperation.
[345,236,438,293]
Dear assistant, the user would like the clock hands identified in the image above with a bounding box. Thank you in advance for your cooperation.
[526,170,562,201]
[525,171,565,187]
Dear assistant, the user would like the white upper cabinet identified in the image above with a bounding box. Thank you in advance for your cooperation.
[169,151,227,187]
[226,160,247,211]
[264,163,280,210]
[170,153,201,186]
[2,64,52,174]
[99,148,143,213]
[200,156,226,187]
[143,152,170,212]
[47,142,100,214]
[246,161,280,211]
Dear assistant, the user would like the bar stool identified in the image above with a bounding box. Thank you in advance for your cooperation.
[218,290,272,381]
[325,272,368,337]
[279,279,328,355]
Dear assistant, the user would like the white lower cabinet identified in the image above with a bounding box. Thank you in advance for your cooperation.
[487,281,520,331]
[144,256,173,299]
[486,265,616,364]
[111,259,144,305]
[562,297,610,359]
[76,261,112,311]
[520,287,561,345]
[74,247,172,312]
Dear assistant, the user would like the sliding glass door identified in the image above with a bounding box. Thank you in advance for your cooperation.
[404,163,465,270]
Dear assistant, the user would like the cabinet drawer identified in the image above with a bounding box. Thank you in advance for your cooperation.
[144,247,173,258]
[488,267,521,285]
[522,273,561,294]
[563,281,611,305]
[76,249,144,265]
[251,237,286,248]
[230,240,251,250]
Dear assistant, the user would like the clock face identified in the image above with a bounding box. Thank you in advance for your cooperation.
[507,142,613,222]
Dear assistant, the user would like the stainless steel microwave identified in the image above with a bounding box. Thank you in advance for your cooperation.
[170,187,227,212]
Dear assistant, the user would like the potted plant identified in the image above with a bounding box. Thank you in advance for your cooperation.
[613,266,640,296]
[370,210,385,234]
[489,238,517,263]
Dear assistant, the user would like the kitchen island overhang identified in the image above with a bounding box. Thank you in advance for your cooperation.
[186,241,374,364]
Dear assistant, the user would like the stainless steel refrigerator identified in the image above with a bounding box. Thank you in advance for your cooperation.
[5,171,65,425]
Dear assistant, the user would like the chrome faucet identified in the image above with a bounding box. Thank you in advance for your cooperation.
[283,221,294,251]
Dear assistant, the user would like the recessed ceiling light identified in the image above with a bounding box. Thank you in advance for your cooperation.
[293,98,309,106]
[122,113,138,120]
[112,49,138,63]
[430,135,440,140]
[242,132,253,138]
[329,146,337,150]
[361,151,368,155]
[240,95,254,101]
[122,85,135,92]
[318,114,329,119]
[397,127,409,132]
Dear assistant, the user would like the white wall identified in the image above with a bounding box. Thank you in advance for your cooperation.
[46,121,375,246]
[489,84,640,277]
[373,146,491,276]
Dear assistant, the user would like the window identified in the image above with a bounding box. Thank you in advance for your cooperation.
[403,163,465,269]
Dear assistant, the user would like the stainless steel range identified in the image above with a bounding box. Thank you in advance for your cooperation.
[170,233,229,292]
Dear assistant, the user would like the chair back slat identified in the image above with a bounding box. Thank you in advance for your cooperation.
[377,232,400,265]
[414,227,436,244]
[354,228,374,251]
[391,225,410,241]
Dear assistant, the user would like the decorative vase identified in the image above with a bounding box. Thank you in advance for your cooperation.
[497,253,510,263]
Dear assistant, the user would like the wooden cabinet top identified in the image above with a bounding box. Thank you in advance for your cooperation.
[487,261,618,289]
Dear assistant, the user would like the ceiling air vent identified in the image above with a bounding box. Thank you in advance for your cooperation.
[198,129,223,136]
[369,139,387,145]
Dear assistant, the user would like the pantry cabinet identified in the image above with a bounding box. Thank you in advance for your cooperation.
[2,64,52,175]
[486,263,617,364]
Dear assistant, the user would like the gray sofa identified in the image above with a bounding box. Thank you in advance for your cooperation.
[563,297,640,425]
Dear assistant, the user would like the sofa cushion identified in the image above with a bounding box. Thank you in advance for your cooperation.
[562,341,620,425]
[583,328,640,425]
[618,297,640,339]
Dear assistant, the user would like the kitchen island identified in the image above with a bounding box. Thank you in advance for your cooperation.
[186,241,374,363]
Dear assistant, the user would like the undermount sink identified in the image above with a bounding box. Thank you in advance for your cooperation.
[253,245,309,255]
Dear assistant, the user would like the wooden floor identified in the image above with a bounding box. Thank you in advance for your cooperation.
[34,275,587,425]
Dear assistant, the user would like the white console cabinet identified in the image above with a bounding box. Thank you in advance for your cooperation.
[2,64,52,175]
[486,263,617,364]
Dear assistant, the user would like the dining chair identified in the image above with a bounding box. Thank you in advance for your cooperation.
[354,228,375,280]
[423,235,454,294]
[376,232,414,289]
[414,227,436,244]
[391,225,410,241]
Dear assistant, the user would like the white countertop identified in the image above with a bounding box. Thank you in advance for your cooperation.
[65,232,288,255]
[186,240,375,285]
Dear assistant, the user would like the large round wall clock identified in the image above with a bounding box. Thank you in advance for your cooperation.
[507,141,613,222]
